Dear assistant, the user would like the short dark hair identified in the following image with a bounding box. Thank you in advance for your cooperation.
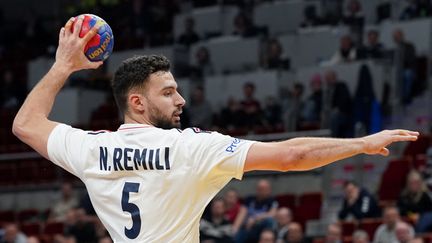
[111,55,170,116]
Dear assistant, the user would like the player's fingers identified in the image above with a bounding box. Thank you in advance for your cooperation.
[64,17,75,35]
[59,27,65,41]
[73,15,85,37]
[392,135,418,142]
[380,148,389,156]
[392,129,419,136]
[82,24,100,43]
[88,61,103,69]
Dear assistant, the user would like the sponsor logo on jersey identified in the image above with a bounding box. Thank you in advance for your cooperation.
[99,147,171,171]
[225,138,241,153]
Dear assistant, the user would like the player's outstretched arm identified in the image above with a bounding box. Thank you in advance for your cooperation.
[244,129,419,172]
[12,16,102,159]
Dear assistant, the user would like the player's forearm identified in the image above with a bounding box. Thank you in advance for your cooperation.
[278,137,366,171]
[13,63,71,135]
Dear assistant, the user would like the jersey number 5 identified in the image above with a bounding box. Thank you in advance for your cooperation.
[122,182,141,239]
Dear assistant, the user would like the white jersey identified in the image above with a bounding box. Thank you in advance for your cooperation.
[47,123,254,243]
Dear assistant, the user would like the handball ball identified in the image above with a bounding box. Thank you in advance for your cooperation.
[71,14,114,62]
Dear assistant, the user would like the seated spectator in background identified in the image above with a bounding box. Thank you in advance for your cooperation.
[64,208,97,243]
[323,70,353,138]
[282,83,304,132]
[177,17,200,47]
[392,29,417,105]
[262,39,290,70]
[189,86,213,129]
[338,181,381,221]
[329,35,357,65]
[274,207,293,242]
[237,179,278,243]
[352,230,369,243]
[98,236,113,243]
[241,82,263,129]
[301,74,322,128]
[395,221,415,243]
[0,224,26,243]
[49,182,79,222]
[52,235,76,243]
[258,229,276,243]
[263,96,283,131]
[232,12,259,38]
[218,98,246,132]
[400,0,432,20]
[200,198,234,243]
[342,0,364,42]
[425,135,432,189]
[284,222,311,243]
[409,238,425,243]
[397,170,432,232]
[223,189,247,235]
[190,46,214,77]
[374,206,414,243]
[358,30,385,59]
[325,223,342,243]
[300,5,323,28]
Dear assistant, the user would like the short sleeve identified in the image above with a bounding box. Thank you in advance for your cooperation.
[180,128,255,185]
[47,124,90,178]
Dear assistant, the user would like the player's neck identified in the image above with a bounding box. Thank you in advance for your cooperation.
[124,114,153,126]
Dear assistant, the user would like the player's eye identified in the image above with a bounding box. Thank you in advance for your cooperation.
[164,91,172,97]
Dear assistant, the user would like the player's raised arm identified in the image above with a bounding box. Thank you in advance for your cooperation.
[244,129,419,172]
[12,16,102,159]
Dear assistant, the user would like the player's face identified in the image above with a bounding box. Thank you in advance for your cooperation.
[144,71,185,129]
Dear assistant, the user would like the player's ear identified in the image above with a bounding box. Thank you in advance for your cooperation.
[128,93,145,113]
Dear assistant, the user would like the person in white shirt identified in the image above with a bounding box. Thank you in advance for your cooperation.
[374,206,414,243]
[13,15,419,243]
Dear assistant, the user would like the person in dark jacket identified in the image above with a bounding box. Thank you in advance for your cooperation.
[354,64,377,134]
[338,181,381,220]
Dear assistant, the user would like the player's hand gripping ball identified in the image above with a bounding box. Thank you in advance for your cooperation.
[71,14,114,62]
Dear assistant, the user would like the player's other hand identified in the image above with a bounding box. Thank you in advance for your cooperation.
[54,15,103,73]
[362,129,419,156]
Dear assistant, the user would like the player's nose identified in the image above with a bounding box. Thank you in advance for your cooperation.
[175,93,186,107]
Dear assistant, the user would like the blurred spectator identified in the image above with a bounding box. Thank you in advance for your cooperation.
[328,35,357,65]
[300,5,323,28]
[262,39,290,70]
[189,86,213,129]
[353,65,378,135]
[409,238,425,243]
[237,179,278,243]
[358,30,385,59]
[0,224,26,243]
[352,230,369,243]
[258,229,276,243]
[52,235,76,243]
[425,136,432,189]
[0,70,21,109]
[49,182,79,222]
[325,223,342,243]
[338,181,380,220]
[177,17,200,47]
[322,70,353,138]
[284,222,311,243]
[274,207,292,242]
[301,75,322,128]
[130,0,151,44]
[342,0,364,42]
[397,170,432,232]
[64,208,97,243]
[218,98,246,132]
[373,206,414,243]
[240,82,263,129]
[27,236,40,243]
[395,221,415,243]
[232,12,259,38]
[200,198,234,243]
[282,83,304,132]
[392,29,417,105]
[223,189,247,235]
[191,46,214,77]
[263,96,283,131]
[400,0,432,20]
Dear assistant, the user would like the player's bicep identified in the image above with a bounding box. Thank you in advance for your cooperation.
[15,118,59,160]
[244,142,295,172]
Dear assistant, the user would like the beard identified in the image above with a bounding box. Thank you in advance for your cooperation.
[147,99,181,129]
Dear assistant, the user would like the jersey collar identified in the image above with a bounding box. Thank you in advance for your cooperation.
[118,124,153,131]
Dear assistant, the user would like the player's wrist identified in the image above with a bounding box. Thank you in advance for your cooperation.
[51,62,74,77]
[355,137,368,154]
